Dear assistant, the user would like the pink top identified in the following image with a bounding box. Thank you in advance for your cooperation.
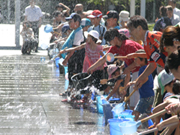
[83,43,104,73]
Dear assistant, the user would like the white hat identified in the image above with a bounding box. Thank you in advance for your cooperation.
[119,11,130,22]
[88,30,102,43]
[158,69,174,95]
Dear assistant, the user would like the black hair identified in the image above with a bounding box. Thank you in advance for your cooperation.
[135,49,148,64]
[166,49,180,70]
[89,35,98,43]
[159,6,167,17]
[72,14,81,24]
[53,11,61,18]
[166,5,173,11]
[104,28,128,42]
[172,81,180,94]
[55,4,63,10]
[160,26,180,52]
[127,15,148,30]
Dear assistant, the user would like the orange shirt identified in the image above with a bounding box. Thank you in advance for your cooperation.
[144,31,168,68]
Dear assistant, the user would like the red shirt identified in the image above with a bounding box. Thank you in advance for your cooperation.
[144,31,168,68]
[107,39,143,73]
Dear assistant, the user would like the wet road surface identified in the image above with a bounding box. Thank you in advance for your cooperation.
[0,51,109,135]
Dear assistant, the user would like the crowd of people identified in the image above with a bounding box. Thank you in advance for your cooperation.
[21,0,180,134]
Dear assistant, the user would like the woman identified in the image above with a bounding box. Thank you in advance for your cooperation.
[160,25,180,56]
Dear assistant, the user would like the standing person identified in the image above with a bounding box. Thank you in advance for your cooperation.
[127,15,168,107]
[24,0,43,52]
[124,49,154,121]
[74,4,87,19]
[153,6,172,32]
[166,5,180,26]
[160,25,180,56]
[127,15,168,87]
[87,10,106,45]
[119,10,130,29]
[88,28,144,109]
[59,13,85,98]
[55,3,70,16]
[168,0,180,18]
[103,10,120,30]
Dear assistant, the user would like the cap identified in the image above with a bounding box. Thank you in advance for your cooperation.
[87,30,102,43]
[107,64,118,78]
[87,10,103,18]
[65,13,81,22]
[103,10,119,20]
[119,11,129,22]
[118,28,130,38]
[61,24,70,33]
[158,69,174,95]
[81,18,91,28]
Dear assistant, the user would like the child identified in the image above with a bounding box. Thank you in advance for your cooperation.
[60,30,107,102]
[125,49,154,121]
[60,30,105,72]
[20,21,38,54]
[87,10,106,45]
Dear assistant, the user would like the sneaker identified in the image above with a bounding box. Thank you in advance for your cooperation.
[61,99,68,102]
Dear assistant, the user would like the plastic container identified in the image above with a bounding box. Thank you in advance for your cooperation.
[112,109,134,121]
[44,24,53,33]
[102,102,115,125]
[96,95,107,114]
[108,118,130,135]
[119,121,137,135]
[111,104,126,118]
[55,57,60,68]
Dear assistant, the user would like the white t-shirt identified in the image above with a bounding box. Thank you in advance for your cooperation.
[25,5,43,22]
[173,7,180,18]
[73,29,84,46]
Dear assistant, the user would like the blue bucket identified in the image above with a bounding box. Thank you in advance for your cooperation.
[112,109,134,120]
[44,24,53,33]
[119,121,137,134]
[96,95,107,114]
[102,102,114,125]
[108,118,130,135]
[55,57,60,68]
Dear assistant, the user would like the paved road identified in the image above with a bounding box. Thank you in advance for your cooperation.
[0,50,109,135]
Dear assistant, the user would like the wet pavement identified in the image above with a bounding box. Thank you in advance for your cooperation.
[0,50,109,135]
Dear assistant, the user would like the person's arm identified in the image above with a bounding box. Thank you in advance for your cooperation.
[134,62,157,90]
[60,43,86,54]
[123,61,137,75]
[106,79,123,100]
[156,115,179,132]
[126,53,147,59]
[87,54,106,74]
[38,17,42,28]
[59,3,70,14]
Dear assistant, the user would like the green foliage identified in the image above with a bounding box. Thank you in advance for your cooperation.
[148,23,155,31]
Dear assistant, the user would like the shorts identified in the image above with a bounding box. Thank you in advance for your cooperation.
[134,96,154,114]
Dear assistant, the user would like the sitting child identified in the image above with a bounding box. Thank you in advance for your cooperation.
[124,49,154,121]
[20,21,38,54]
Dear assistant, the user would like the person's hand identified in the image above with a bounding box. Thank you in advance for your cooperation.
[133,79,143,90]
[155,17,158,23]
[126,53,136,59]
[156,122,164,131]
[165,102,180,115]
[87,67,93,74]
[62,59,68,66]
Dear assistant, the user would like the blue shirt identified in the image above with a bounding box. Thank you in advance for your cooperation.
[138,65,154,98]
[114,25,120,30]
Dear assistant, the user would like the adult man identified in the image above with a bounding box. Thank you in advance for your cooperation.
[87,10,106,45]
[168,0,180,18]
[24,0,43,52]
[74,4,87,19]
[166,5,180,26]
[127,15,168,106]
[103,10,120,30]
